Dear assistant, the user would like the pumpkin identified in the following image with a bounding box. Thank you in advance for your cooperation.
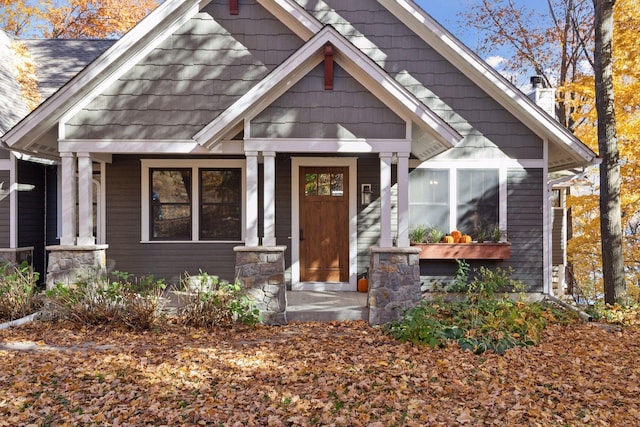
[450,230,462,243]
[357,277,369,293]
[442,235,454,244]
[460,235,472,244]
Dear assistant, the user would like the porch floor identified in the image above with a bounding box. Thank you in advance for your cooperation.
[286,291,369,323]
[162,290,369,323]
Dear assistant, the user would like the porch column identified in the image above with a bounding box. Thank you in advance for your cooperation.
[262,151,276,246]
[60,152,76,246]
[77,153,95,245]
[396,152,410,247]
[245,151,259,246]
[379,152,393,247]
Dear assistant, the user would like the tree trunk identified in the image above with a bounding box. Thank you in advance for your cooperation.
[592,0,625,303]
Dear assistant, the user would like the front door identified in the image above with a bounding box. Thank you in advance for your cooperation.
[299,167,349,282]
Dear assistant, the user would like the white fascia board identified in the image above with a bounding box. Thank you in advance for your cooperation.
[257,0,322,41]
[2,0,202,150]
[59,139,244,155]
[379,0,597,165]
[196,26,460,150]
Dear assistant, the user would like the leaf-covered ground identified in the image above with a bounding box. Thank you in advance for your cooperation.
[1,320,639,426]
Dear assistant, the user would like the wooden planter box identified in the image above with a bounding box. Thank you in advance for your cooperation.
[413,243,511,260]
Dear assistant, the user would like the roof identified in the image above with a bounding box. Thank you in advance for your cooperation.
[0,0,598,171]
[0,30,113,137]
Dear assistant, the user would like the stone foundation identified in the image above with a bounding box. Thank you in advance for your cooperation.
[0,247,34,266]
[234,246,287,325]
[46,245,109,289]
[368,246,421,325]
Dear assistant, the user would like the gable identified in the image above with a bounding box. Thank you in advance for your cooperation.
[251,63,406,139]
[65,0,303,140]
[297,0,543,160]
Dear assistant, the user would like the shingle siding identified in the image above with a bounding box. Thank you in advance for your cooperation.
[66,0,303,140]
[299,0,544,160]
[252,65,406,139]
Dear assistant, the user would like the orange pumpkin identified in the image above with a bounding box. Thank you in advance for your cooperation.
[357,277,369,293]
[450,230,462,243]
[442,235,454,244]
[460,235,472,244]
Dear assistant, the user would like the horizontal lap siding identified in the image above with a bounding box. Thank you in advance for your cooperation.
[105,155,238,284]
[0,170,9,247]
[17,161,46,278]
[302,0,543,160]
[357,155,382,274]
[251,65,406,139]
[67,0,302,140]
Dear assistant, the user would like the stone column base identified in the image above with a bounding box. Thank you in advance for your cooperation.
[234,246,287,325]
[46,245,109,290]
[0,247,34,266]
[368,246,421,325]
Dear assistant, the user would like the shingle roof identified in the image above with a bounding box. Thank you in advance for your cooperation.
[21,39,115,100]
[0,31,30,135]
[0,32,114,136]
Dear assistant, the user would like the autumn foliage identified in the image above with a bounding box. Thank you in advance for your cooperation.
[0,0,158,39]
[1,320,640,425]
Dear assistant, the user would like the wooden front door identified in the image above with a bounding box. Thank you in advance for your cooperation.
[299,167,349,282]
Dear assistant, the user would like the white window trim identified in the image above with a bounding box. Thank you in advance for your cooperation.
[412,162,508,234]
[140,159,245,243]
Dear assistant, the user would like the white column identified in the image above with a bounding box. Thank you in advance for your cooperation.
[396,152,410,247]
[76,153,95,245]
[60,152,76,246]
[9,152,17,248]
[380,153,393,247]
[262,151,276,247]
[245,151,259,246]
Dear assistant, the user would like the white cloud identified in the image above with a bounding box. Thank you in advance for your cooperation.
[485,55,506,68]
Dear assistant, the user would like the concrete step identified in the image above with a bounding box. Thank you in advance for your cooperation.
[286,291,369,322]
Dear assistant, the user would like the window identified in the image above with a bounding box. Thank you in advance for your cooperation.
[409,167,502,236]
[304,172,344,197]
[456,169,499,235]
[409,169,449,233]
[142,160,244,242]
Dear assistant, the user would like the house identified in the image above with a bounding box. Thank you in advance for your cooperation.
[0,0,596,324]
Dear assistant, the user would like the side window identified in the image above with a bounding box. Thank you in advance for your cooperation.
[150,169,192,240]
[456,169,499,235]
[200,169,242,240]
[409,169,450,233]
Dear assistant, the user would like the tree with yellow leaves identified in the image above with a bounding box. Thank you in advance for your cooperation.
[1,0,158,39]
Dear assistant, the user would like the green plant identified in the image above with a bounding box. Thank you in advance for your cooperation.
[178,276,260,328]
[409,225,428,244]
[490,225,503,243]
[0,261,41,321]
[387,267,576,354]
[473,225,487,243]
[425,227,444,244]
[445,259,470,293]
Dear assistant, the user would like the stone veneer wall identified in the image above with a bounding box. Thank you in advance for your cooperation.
[368,246,422,325]
[0,247,34,265]
[234,246,287,325]
[46,245,108,289]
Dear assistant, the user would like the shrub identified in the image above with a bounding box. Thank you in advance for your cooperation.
[178,275,260,328]
[0,262,41,322]
[44,271,166,330]
[387,266,579,354]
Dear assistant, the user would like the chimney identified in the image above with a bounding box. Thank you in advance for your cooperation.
[528,75,556,119]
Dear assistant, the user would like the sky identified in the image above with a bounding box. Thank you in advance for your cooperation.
[413,0,535,88]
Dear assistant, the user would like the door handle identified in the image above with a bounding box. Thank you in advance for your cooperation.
[300,229,305,241]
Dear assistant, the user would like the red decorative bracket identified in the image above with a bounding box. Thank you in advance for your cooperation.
[324,45,334,90]
[230,0,238,15]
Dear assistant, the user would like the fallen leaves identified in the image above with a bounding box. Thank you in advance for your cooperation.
[1,321,639,426]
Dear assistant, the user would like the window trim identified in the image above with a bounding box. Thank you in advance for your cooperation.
[141,159,245,243]
[410,163,507,234]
